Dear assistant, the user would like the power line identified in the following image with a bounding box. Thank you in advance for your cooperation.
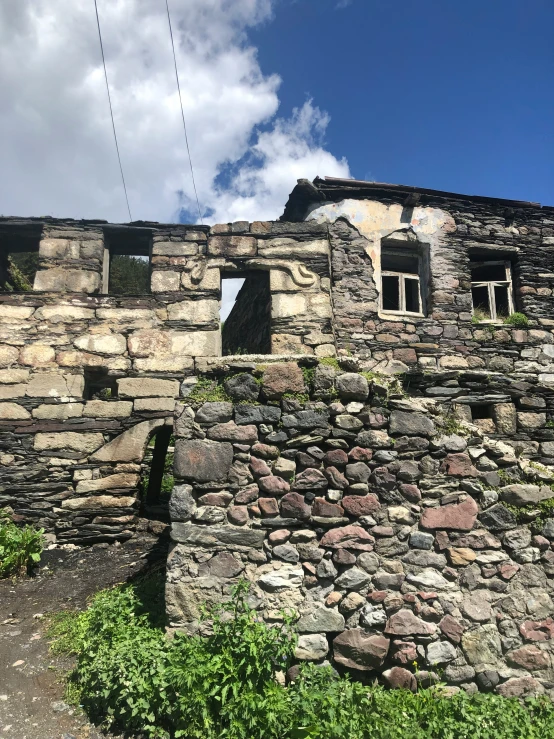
[165,0,203,224]
[93,0,133,222]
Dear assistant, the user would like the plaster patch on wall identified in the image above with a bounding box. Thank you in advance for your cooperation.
[307,199,456,318]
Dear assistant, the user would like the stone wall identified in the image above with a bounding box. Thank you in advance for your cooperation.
[222,273,271,355]
[167,359,554,697]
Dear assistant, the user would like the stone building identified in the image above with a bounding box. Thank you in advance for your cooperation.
[2,177,554,695]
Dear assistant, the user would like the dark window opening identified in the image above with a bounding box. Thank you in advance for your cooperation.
[380,244,422,315]
[0,227,41,292]
[84,370,118,400]
[221,271,271,355]
[470,403,497,433]
[470,257,514,321]
[104,227,152,295]
[141,426,173,521]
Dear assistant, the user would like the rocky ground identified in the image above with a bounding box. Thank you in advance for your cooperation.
[0,530,168,739]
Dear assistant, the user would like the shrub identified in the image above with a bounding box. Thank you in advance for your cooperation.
[504,312,529,327]
[0,509,43,577]
[49,577,554,739]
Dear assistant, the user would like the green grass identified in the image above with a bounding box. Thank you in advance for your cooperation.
[47,577,554,739]
[503,312,529,327]
[0,509,43,578]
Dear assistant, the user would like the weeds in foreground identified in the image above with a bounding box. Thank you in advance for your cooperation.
[0,509,43,578]
[47,576,554,739]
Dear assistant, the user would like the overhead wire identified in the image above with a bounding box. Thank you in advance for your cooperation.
[93,0,133,222]
[164,0,204,224]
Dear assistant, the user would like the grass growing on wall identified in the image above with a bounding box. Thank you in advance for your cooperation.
[48,577,554,739]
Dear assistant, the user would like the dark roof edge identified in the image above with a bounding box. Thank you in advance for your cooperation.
[0,215,210,231]
[281,177,554,221]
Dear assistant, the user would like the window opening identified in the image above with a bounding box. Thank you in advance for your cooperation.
[470,404,496,433]
[470,259,513,322]
[104,227,151,295]
[380,244,422,315]
[221,271,271,355]
[84,369,118,400]
[0,228,41,292]
[142,426,173,519]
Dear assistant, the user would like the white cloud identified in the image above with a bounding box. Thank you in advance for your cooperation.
[0,0,349,225]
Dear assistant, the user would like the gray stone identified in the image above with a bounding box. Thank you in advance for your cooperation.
[462,625,503,669]
[357,551,380,574]
[207,552,244,578]
[336,373,369,401]
[478,504,518,531]
[195,402,234,424]
[503,527,532,550]
[258,567,303,591]
[169,485,196,521]
[409,531,435,550]
[273,544,300,563]
[402,550,447,568]
[235,405,281,425]
[426,641,457,666]
[500,484,554,507]
[345,462,370,483]
[224,373,260,401]
[91,419,166,463]
[389,410,436,437]
[171,523,265,549]
[295,634,329,660]
[297,606,345,633]
[174,440,234,482]
[334,567,371,591]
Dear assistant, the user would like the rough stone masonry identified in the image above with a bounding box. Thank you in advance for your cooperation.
[2,178,554,695]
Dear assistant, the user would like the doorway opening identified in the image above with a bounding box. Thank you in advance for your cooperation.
[221,271,271,355]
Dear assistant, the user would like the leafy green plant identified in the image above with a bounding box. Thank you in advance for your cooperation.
[48,577,554,739]
[0,509,43,577]
[471,308,490,324]
[504,312,529,327]
[188,377,231,404]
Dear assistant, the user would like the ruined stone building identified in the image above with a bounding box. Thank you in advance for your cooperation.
[2,177,554,695]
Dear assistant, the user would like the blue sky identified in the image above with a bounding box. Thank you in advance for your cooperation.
[251,0,554,205]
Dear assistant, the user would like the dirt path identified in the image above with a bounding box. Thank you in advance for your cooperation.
[0,533,168,739]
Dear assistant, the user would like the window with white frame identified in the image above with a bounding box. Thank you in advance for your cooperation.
[380,246,423,315]
[470,259,513,321]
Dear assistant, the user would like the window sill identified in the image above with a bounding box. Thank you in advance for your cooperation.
[380,310,425,320]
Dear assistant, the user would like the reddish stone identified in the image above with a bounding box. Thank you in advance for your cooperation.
[208,422,258,443]
[520,618,554,642]
[268,528,290,545]
[418,592,438,601]
[312,497,344,517]
[532,535,550,551]
[250,456,272,478]
[455,531,501,549]
[420,497,478,531]
[320,525,375,550]
[227,506,248,525]
[368,590,387,603]
[333,629,390,671]
[392,348,418,365]
[262,363,305,399]
[280,492,311,520]
[302,562,316,575]
[349,447,373,462]
[390,640,418,665]
[293,468,328,491]
[403,593,417,604]
[251,443,280,459]
[332,549,356,565]
[342,494,380,517]
[435,531,450,550]
[197,492,233,507]
[248,504,261,517]
[507,645,551,671]
[439,615,465,644]
[440,453,479,477]
[417,605,440,621]
[324,449,349,466]
[383,666,417,692]
[372,525,394,537]
[324,466,349,489]
[399,483,422,503]
[234,484,259,504]
[496,677,543,698]
[258,497,279,517]
[385,609,437,636]
[498,563,519,580]
[258,475,290,496]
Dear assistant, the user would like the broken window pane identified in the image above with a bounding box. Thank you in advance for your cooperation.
[471,285,491,319]
[405,278,420,313]
[382,275,400,311]
[494,284,510,319]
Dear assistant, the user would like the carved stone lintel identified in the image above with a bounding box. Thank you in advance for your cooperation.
[245,259,317,288]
